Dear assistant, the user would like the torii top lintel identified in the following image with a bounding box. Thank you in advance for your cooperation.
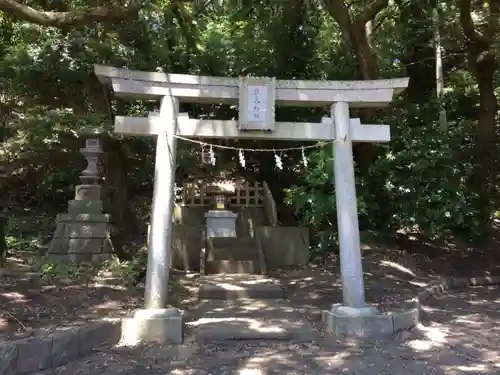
[94,65,408,108]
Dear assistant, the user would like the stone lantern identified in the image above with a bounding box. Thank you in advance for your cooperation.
[47,137,113,263]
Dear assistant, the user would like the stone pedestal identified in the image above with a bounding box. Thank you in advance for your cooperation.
[205,210,237,238]
[322,304,419,338]
[121,308,184,345]
[46,138,113,263]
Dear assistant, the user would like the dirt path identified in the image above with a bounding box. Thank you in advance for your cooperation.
[32,248,500,375]
[30,284,500,374]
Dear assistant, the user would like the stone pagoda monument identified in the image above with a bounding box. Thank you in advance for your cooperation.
[46,138,113,263]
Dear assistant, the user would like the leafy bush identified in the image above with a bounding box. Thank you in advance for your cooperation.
[285,102,482,253]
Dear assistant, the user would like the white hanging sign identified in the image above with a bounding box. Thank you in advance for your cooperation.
[238,76,275,131]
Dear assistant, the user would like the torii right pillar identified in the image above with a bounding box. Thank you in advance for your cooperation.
[332,101,367,309]
[323,100,420,338]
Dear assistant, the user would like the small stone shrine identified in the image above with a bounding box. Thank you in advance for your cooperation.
[204,179,238,238]
[46,138,113,263]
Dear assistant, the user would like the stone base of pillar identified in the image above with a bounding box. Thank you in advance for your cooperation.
[321,303,419,338]
[120,308,184,345]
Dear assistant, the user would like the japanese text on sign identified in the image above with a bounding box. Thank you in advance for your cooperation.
[246,85,268,123]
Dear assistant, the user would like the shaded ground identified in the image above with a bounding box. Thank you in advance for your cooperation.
[270,239,500,329]
[0,256,199,342]
[4,237,500,373]
[32,284,500,374]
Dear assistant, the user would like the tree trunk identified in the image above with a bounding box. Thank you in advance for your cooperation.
[458,0,499,228]
[470,48,497,224]
[349,23,380,169]
[102,135,136,261]
[322,0,389,170]
[351,24,378,81]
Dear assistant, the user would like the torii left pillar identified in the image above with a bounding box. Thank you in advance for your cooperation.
[121,95,184,345]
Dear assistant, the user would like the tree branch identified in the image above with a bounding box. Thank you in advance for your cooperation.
[357,0,389,26]
[486,0,500,40]
[458,0,489,44]
[0,0,141,27]
[321,0,352,42]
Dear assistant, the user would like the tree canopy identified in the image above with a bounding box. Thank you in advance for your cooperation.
[1,0,500,256]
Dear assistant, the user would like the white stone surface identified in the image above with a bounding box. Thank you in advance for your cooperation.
[114,115,390,142]
[330,304,378,317]
[238,76,276,131]
[205,210,238,238]
[95,64,408,107]
[332,102,366,308]
[144,95,178,310]
[121,308,184,345]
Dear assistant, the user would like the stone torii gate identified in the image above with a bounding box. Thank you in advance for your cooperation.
[94,65,408,343]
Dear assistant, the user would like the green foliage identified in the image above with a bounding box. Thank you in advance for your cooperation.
[365,102,480,238]
[40,248,147,286]
[286,100,484,251]
[0,0,499,262]
[284,148,336,231]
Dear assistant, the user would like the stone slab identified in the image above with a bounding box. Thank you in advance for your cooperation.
[206,237,258,261]
[57,213,110,223]
[63,222,109,238]
[68,200,103,214]
[52,224,65,239]
[0,319,122,375]
[205,259,258,274]
[15,336,53,373]
[68,238,105,254]
[199,274,284,300]
[74,184,103,201]
[322,306,420,338]
[121,308,184,345]
[0,342,18,375]
[392,309,419,332]
[50,328,80,367]
[256,226,309,268]
[45,253,112,264]
[205,210,237,238]
[323,309,389,338]
[47,238,68,254]
[189,298,317,342]
[78,319,122,355]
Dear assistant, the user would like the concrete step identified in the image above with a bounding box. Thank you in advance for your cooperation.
[206,237,258,261]
[187,298,319,341]
[206,247,258,261]
[205,260,259,274]
[199,274,284,300]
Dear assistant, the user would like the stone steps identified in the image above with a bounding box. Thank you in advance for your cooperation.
[192,274,318,341]
[205,259,258,274]
[188,298,318,341]
[199,274,284,300]
[204,236,261,275]
[206,247,257,261]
